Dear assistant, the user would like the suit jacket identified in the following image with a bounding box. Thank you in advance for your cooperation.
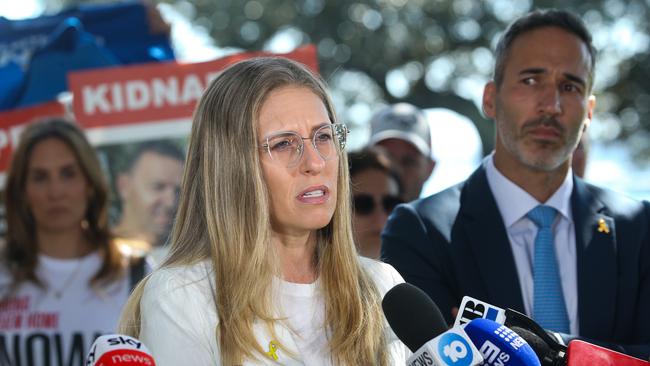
[381,164,650,359]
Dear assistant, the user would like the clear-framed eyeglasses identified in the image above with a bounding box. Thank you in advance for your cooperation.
[260,123,349,168]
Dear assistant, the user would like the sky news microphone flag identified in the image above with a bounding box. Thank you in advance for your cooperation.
[86,334,156,366]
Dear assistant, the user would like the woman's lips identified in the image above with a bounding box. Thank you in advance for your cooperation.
[297,186,330,204]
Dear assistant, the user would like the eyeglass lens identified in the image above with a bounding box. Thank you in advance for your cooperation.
[353,194,403,215]
[265,124,345,167]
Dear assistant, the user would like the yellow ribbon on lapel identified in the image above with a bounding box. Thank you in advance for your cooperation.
[597,218,610,234]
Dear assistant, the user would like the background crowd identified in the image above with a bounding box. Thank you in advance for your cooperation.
[0,2,649,366]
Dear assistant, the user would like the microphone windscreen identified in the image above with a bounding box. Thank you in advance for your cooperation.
[465,318,541,366]
[381,283,447,352]
[510,326,564,366]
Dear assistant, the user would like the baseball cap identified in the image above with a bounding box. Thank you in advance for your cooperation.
[368,103,431,157]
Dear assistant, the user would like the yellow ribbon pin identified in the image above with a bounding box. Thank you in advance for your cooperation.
[265,340,279,361]
[597,218,610,234]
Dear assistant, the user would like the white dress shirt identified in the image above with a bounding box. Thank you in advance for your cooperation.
[485,154,579,335]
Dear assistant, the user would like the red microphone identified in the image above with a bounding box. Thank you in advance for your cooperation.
[86,334,155,366]
[567,340,649,366]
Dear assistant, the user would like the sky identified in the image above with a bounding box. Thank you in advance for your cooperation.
[0,0,43,19]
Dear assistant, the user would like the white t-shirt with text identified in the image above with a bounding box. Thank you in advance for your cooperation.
[0,251,131,366]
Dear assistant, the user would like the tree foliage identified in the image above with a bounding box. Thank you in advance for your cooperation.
[156,0,650,160]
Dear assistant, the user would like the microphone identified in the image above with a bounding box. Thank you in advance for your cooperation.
[503,309,567,354]
[506,309,650,365]
[509,326,564,366]
[382,283,484,365]
[565,340,649,366]
[454,296,567,362]
[454,296,650,366]
[86,334,156,366]
[463,318,541,366]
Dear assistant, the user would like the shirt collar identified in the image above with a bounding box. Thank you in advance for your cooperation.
[485,153,573,228]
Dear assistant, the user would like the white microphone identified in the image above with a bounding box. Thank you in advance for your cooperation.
[86,334,156,366]
[382,283,484,366]
[406,325,484,366]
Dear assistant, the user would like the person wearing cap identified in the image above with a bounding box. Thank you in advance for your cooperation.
[369,103,435,202]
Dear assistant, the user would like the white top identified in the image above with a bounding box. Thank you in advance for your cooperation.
[0,251,132,365]
[139,257,409,365]
[485,154,579,335]
[276,278,329,365]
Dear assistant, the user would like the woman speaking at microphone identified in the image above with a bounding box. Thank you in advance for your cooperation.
[119,57,408,365]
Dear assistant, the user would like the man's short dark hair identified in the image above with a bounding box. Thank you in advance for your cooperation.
[493,9,596,90]
[125,140,185,173]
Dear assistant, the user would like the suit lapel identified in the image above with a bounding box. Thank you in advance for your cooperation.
[572,178,617,338]
[456,165,526,312]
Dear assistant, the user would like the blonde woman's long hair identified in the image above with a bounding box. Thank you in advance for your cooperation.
[120,57,388,365]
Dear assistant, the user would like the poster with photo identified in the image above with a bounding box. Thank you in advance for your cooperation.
[96,138,186,257]
[0,46,318,258]
[68,45,319,260]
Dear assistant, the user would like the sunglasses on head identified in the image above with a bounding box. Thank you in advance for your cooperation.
[353,194,403,216]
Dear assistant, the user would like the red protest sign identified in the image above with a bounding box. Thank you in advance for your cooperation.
[0,101,66,176]
[69,45,318,129]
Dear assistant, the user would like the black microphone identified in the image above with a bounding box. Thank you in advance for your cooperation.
[505,308,650,365]
[382,283,484,365]
[382,282,448,352]
[511,323,650,366]
[509,326,565,366]
[504,308,568,362]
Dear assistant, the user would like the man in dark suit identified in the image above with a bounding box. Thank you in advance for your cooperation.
[381,9,650,359]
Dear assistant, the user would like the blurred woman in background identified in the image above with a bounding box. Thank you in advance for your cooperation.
[349,147,403,259]
[0,118,146,365]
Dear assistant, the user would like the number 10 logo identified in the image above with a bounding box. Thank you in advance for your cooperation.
[437,333,473,366]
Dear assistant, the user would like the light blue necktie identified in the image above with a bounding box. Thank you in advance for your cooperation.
[528,205,570,333]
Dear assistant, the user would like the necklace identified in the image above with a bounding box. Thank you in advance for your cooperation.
[51,257,85,299]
